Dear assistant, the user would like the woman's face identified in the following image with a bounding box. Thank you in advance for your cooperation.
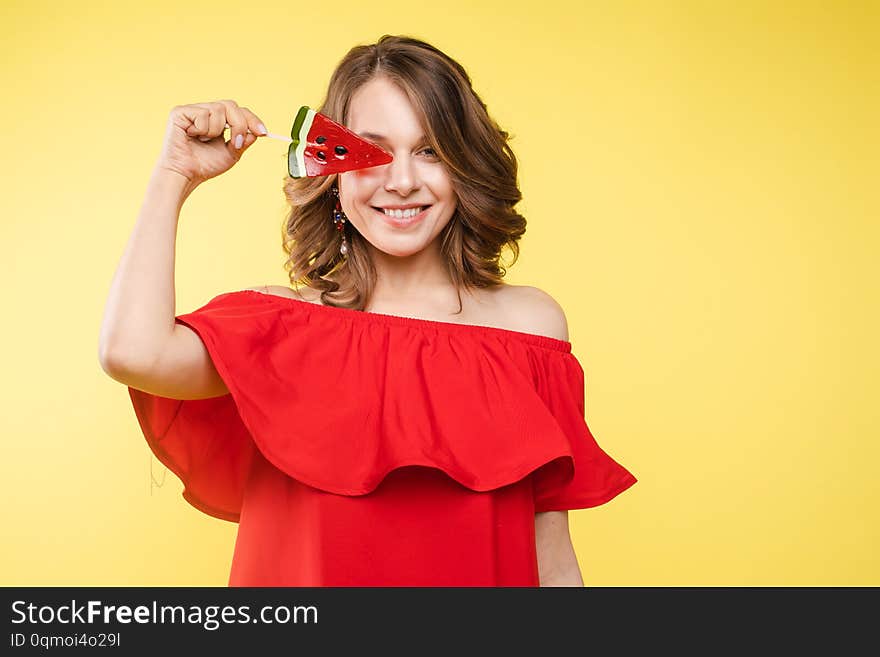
[338,76,457,258]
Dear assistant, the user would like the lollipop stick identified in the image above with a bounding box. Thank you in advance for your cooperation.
[224,122,291,143]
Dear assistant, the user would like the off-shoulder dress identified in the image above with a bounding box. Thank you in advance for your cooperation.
[128,290,637,586]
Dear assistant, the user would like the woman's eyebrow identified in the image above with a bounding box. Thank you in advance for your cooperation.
[357,131,428,143]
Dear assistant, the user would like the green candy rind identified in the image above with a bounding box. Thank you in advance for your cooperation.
[288,106,316,178]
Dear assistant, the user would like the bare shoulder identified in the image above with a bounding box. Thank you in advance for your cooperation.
[240,284,322,304]
[494,284,570,342]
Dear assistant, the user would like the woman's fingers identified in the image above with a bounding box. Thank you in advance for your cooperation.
[223,104,268,149]
[182,107,210,139]
[207,102,228,142]
[239,106,268,138]
[180,99,268,150]
[187,100,267,149]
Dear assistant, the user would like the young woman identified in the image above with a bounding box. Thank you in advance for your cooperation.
[99,35,637,587]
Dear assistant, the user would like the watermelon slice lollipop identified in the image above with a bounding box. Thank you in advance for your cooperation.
[288,106,394,178]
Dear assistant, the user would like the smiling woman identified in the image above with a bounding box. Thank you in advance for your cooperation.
[105,34,637,589]
[334,75,458,251]
[281,35,527,312]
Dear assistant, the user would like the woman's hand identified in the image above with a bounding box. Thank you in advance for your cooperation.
[156,99,267,188]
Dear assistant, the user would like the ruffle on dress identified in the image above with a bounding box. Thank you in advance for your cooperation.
[128,290,637,522]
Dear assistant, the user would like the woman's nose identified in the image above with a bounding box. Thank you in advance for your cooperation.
[383,154,420,195]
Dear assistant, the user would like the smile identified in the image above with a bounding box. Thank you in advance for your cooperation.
[372,205,431,228]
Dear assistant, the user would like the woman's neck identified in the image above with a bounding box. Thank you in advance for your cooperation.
[367,242,456,301]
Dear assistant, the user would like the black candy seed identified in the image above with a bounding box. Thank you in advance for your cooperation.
[315,136,326,144]
[334,145,348,155]
[316,151,326,160]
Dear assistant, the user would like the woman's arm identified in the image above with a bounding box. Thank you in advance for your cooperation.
[98,166,194,369]
[535,510,584,586]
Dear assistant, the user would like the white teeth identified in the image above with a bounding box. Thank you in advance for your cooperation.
[382,207,423,218]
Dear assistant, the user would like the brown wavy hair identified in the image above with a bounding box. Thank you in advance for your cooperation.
[281,34,526,312]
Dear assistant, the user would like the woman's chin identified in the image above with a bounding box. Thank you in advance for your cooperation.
[361,232,434,258]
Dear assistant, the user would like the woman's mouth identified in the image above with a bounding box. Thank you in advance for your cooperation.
[372,205,431,228]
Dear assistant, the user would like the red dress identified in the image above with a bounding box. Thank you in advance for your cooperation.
[128,290,637,586]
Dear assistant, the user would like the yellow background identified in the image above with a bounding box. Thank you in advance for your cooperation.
[1,0,877,586]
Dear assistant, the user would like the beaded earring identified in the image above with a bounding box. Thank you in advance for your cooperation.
[330,184,349,256]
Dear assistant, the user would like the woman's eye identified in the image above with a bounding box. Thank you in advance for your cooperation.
[421,148,438,157]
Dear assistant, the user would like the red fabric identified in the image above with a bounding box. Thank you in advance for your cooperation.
[128,290,637,586]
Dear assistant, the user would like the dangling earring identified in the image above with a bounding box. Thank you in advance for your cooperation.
[330,184,349,256]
